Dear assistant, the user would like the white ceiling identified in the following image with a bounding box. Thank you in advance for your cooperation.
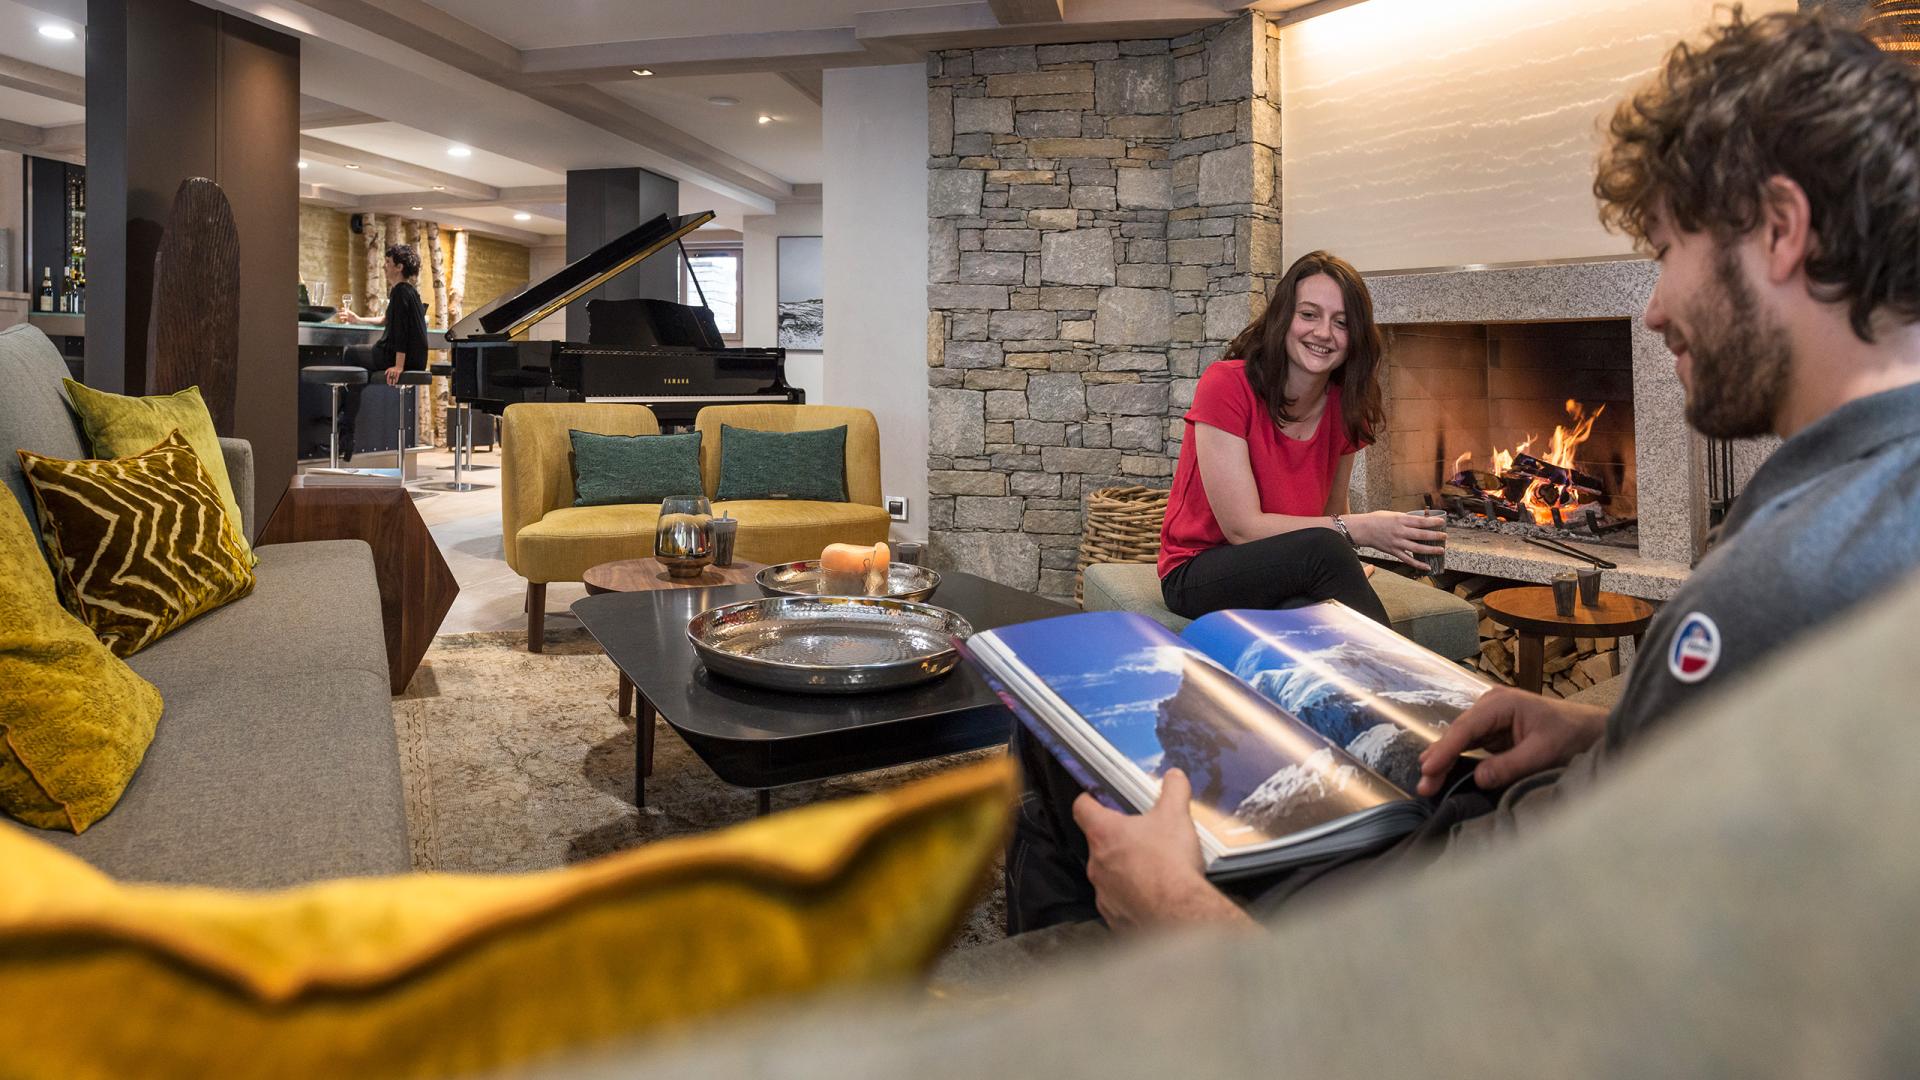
[296,159,417,196]
[598,72,822,183]
[310,122,567,188]
[429,0,962,50]
[0,83,80,126]
[0,0,84,75]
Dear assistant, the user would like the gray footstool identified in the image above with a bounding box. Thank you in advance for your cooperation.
[1081,561,1480,661]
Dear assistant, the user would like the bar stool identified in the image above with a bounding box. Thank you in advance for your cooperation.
[422,362,491,493]
[392,369,437,497]
[301,365,368,468]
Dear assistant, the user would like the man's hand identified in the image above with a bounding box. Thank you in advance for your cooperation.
[1416,687,1609,797]
[384,364,403,387]
[1072,769,1254,933]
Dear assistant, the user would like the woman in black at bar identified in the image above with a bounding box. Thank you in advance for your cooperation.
[334,243,431,460]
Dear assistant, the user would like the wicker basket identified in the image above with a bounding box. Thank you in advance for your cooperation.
[1075,485,1170,603]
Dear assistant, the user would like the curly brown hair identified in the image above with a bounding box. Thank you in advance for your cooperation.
[1594,6,1920,342]
[385,243,422,280]
[1224,251,1386,449]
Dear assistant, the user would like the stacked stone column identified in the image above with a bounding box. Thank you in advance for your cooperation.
[927,14,1281,601]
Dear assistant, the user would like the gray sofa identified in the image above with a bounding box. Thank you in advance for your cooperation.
[0,323,409,887]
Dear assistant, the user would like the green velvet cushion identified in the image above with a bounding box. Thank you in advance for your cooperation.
[715,425,847,502]
[568,430,703,507]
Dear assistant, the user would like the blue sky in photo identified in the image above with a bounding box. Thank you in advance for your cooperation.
[989,612,1198,769]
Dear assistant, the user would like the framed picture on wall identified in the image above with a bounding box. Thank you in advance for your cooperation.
[777,235,823,350]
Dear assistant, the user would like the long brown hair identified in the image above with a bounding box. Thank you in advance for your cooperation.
[1224,250,1385,447]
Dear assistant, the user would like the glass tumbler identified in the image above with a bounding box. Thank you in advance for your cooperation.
[654,496,714,579]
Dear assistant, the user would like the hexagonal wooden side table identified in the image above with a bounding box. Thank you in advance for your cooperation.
[257,476,459,695]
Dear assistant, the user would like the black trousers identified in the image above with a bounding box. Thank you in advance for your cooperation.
[1005,528,1394,935]
[336,343,388,457]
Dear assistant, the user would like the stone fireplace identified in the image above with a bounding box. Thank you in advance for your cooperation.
[1357,257,1714,599]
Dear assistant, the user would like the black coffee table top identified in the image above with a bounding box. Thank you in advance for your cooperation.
[571,571,1074,790]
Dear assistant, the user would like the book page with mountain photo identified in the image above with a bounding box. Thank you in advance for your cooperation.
[966,603,1492,877]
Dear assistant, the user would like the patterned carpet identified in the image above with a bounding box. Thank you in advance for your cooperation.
[393,627,1009,950]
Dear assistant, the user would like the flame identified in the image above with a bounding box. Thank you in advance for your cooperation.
[1458,400,1605,526]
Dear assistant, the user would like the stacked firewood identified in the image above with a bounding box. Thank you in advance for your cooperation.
[1447,574,1622,699]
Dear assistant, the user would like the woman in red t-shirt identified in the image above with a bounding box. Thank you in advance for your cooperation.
[1158,250,1443,624]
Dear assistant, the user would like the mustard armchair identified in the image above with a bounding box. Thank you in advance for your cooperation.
[694,404,892,566]
[501,402,662,651]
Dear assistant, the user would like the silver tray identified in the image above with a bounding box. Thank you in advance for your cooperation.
[687,596,973,694]
[756,560,942,603]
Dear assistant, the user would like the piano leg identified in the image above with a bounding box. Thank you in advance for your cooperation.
[526,581,546,653]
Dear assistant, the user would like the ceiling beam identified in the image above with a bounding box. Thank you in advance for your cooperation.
[299,95,379,129]
[0,55,84,106]
[853,3,1217,52]
[516,28,873,83]
[296,187,549,246]
[988,0,1067,23]
[0,118,45,154]
[777,70,824,106]
[297,183,362,209]
[299,135,500,200]
[353,184,566,213]
[37,121,84,155]
[289,0,792,203]
[1264,0,1372,26]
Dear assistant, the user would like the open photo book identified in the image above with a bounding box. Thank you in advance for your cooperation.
[961,601,1493,879]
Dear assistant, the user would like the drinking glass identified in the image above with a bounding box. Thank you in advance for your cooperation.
[654,496,714,579]
[1552,572,1579,617]
[1577,567,1603,607]
[1412,508,1447,575]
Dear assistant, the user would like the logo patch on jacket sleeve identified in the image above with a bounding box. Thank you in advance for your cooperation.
[1668,612,1721,684]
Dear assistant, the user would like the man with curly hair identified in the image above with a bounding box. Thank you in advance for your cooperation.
[1016,7,1920,934]
[335,243,433,460]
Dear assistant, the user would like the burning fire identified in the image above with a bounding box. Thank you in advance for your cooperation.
[1451,399,1605,526]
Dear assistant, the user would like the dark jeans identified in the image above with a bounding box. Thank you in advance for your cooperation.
[1005,528,1395,935]
[1160,527,1390,625]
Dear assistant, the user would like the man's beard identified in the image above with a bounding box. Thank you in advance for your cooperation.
[1681,245,1792,439]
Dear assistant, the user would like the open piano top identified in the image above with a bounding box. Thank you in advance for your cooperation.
[446,210,799,427]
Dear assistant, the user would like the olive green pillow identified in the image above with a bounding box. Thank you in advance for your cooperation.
[569,429,703,506]
[0,492,163,833]
[61,379,253,564]
[715,424,848,502]
[18,430,256,658]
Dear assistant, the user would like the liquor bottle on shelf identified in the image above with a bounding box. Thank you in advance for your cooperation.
[38,268,54,312]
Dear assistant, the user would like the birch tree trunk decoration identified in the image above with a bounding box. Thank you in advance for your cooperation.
[448,229,469,328]
[426,221,449,445]
[362,215,383,313]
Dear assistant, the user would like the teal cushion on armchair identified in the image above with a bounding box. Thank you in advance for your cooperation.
[715,424,848,502]
[569,430,703,506]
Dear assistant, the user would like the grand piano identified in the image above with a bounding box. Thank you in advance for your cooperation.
[447,210,800,428]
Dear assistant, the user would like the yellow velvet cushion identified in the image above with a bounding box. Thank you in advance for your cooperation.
[61,379,253,563]
[0,758,1014,1078]
[713,499,894,565]
[515,503,664,584]
[0,494,164,833]
[18,430,256,657]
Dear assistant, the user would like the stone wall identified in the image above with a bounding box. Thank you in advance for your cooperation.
[297,207,530,325]
[926,14,1281,601]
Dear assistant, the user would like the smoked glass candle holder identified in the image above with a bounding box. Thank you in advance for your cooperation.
[654,496,714,579]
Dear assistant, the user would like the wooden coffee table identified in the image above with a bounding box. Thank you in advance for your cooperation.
[582,556,766,725]
[1481,587,1656,695]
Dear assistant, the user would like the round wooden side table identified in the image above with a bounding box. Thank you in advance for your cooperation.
[1480,587,1656,695]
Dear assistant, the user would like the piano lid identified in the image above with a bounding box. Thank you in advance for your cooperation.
[447,210,715,342]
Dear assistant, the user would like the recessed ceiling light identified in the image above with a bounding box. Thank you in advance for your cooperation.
[447,145,472,158]
[757,114,773,125]
[410,205,424,211]
[431,185,445,191]
[631,68,653,77]
[37,24,76,41]
[707,96,738,107]
[296,160,309,169]
[513,212,532,222]
[343,163,360,169]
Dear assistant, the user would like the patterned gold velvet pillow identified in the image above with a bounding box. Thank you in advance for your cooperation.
[18,430,255,657]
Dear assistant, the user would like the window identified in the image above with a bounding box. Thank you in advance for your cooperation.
[680,245,742,343]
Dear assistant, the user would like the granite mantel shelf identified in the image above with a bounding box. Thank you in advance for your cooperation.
[1364,529,1689,602]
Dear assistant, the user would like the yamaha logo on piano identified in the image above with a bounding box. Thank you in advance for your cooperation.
[665,377,690,386]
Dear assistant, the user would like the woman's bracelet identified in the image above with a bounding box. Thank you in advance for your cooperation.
[1331,514,1354,546]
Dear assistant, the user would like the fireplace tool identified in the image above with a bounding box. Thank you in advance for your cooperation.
[1522,534,1618,570]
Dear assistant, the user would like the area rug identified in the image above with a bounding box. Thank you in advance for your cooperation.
[394,628,1008,949]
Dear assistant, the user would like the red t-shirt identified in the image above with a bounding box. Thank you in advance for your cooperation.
[1158,360,1363,577]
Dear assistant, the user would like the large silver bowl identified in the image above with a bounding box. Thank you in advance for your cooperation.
[687,596,973,694]
[756,559,942,603]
